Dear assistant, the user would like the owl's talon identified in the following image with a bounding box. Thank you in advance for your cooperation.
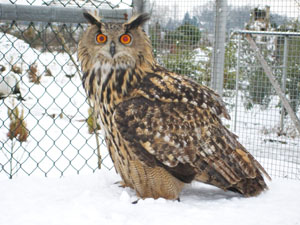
[132,199,140,204]
[114,180,128,188]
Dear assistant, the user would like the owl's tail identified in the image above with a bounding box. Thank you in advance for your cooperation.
[194,154,271,197]
[229,158,271,197]
[225,172,268,197]
[195,169,269,197]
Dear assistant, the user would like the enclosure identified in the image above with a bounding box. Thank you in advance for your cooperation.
[0,0,300,181]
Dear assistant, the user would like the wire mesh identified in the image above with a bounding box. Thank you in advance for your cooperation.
[0,2,130,179]
[150,0,300,179]
[1,0,300,180]
[223,1,300,179]
[2,0,132,9]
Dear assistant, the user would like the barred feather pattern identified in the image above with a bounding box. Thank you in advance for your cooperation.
[78,12,270,200]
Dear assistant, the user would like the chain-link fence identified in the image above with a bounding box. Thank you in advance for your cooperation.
[0,0,134,179]
[1,0,300,180]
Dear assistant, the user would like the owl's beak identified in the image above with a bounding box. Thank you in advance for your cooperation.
[110,41,116,57]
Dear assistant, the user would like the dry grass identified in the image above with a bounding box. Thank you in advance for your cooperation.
[7,106,28,142]
[28,63,42,84]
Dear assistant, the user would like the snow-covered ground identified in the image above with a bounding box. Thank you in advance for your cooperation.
[0,169,300,225]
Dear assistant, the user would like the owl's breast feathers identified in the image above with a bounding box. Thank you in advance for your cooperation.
[113,64,270,197]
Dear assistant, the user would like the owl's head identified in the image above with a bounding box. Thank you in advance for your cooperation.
[78,12,153,72]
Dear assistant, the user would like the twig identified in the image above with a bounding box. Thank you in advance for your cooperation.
[10,139,15,179]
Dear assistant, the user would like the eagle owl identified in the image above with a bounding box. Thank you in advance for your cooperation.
[78,12,270,200]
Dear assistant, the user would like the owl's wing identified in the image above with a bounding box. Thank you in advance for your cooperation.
[114,85,270,196]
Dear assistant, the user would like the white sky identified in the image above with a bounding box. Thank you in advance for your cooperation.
[150,0,300,19]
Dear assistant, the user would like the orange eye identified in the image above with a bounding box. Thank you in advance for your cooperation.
[120,34,132,45]
[96,33,107,44]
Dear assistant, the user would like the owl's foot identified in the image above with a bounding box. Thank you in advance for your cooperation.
[132,197,179,204]
[114,180,129,188]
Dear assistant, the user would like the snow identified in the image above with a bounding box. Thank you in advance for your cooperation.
[225,93,300,179]
[194,47,211,62]
[0,74,18,98]
[0,169,300,225]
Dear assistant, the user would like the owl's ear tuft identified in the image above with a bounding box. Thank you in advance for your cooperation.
[124,13,150,31]
[83,12,102,28]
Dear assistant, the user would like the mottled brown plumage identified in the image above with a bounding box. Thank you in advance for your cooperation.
[78,12,271,200]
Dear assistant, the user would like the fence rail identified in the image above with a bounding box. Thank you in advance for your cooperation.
[0,3,132,23]
[236,30,300,37]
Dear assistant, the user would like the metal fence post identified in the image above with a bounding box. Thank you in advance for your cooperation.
[211,0,227,96]
[132,0,143,14]
[280,36,288,131]
[132,0,149,34]
[234,34,241,132]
